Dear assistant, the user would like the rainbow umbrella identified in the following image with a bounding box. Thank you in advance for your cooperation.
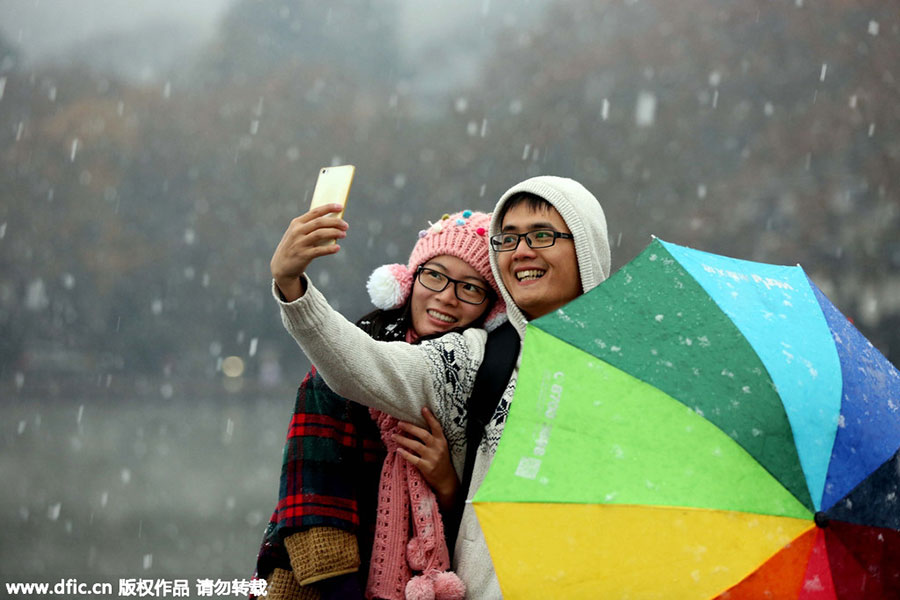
[473,238,900,599]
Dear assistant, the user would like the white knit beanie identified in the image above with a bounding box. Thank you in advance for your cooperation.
[488,176,611,335]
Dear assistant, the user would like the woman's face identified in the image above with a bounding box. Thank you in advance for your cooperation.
[410,254,492,338]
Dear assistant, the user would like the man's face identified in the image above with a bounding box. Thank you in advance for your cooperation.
[496,203,581,320]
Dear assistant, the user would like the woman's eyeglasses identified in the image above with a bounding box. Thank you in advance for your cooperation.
[490,229,574,252]
[416,266,492,305]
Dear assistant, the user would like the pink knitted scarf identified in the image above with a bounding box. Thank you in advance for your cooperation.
[365,331,463,600]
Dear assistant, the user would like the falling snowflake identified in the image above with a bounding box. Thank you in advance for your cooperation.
[635,92,656,127]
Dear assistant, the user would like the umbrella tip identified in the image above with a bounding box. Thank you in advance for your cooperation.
[814,511,829,528]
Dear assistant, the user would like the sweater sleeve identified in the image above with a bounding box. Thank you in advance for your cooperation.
[273,278,486,428]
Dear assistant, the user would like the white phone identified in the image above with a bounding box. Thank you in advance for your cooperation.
[309,165,355,221]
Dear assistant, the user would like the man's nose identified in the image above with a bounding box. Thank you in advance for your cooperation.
[511,237,537,259]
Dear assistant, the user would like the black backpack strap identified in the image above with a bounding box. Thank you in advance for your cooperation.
[446,320,520,550]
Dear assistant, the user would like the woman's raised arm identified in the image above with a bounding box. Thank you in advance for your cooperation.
[275,277,486,428]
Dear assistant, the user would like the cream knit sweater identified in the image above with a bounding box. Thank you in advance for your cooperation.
[275,278,502,597]
[276,175,610,599]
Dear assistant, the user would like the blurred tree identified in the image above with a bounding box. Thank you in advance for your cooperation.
[1,0,427,391]
[422,0,900,361]
[196,0,402,88]
[3,0,898,395]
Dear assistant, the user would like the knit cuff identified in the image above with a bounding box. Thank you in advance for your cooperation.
[272,276,334,335]
[265,568,320,600]
[283,528,361,586]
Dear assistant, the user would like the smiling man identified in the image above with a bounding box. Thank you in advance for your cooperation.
[451,176,611,598]
[490,177,611,327]
[493,199,581,319]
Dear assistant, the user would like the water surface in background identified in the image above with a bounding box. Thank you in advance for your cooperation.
[1,391,294,588]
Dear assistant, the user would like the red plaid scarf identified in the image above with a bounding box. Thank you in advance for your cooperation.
[254,367,385,580]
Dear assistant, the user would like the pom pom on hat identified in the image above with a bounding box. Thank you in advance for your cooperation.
[367,263,413,310]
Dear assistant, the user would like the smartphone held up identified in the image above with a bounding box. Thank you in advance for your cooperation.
[310,165,354,215]
[309,165,354,246]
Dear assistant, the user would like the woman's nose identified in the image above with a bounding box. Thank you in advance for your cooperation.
[436,283,459,304]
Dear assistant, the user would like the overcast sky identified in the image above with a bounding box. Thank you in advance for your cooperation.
[1,0,234,58]
[0,0,508,64]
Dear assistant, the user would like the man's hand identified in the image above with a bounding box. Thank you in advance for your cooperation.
[270,203,348,301]
[394,407,460,511]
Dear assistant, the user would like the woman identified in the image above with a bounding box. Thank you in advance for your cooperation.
[256,207,505,600]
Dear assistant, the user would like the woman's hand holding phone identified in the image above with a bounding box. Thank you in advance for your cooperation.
[270,203,348,302]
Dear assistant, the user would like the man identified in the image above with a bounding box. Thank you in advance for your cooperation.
[452,175,610,597]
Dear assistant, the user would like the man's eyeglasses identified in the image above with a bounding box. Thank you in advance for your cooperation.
[490,229,574,252]
[415,266,492,305]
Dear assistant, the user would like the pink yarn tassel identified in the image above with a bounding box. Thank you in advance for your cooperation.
[367,411,412,600]
[366,408,463,600]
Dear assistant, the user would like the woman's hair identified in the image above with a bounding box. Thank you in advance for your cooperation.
[355,306,410,342]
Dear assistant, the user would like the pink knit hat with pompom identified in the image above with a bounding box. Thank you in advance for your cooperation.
[366,210,506,330]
